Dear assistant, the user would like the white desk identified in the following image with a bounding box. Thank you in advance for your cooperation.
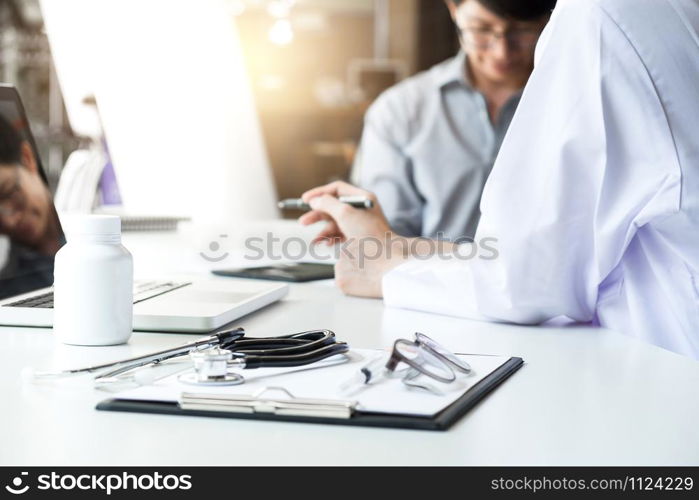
[1,228,698,466]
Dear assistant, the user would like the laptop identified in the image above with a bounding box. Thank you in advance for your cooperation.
[0,84,287,332]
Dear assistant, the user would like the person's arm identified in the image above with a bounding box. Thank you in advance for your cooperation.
[356,94,424,237]
[298,180,458,298]
[382,0,681,323]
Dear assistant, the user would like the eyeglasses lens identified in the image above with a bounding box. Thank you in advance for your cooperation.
[415,333,471,373]
[393,340,454,382]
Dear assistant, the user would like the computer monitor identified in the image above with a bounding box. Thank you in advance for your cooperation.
[41,0,279,224]
[0,85,65,300]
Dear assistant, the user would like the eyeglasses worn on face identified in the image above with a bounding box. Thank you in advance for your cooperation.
[0,166,23,218]
[459,25,542,50]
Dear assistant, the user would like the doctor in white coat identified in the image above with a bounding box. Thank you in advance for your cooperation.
[299,0,699,360]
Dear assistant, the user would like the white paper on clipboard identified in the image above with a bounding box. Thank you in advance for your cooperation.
[110,349,511,418]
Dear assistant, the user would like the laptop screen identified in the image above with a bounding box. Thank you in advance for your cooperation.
[0,85,65,301]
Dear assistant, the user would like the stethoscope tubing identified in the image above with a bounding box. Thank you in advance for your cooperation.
[236,342,349,369]
[225,330,337,355]
[31,328,343,382]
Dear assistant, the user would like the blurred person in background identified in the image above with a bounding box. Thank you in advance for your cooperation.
[354,0,556,241]
[0,113,62,285]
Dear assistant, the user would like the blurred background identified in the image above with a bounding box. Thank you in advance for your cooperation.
[0,0,77,191]
[0,0,458,216]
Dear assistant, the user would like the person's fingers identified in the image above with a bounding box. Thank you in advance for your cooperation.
[308,194,356,222]
[298,210,331,226]
[300,183,341,203]
[314,222,340,237]
[301,181,352,202]
[314,234,344,245]
[312,222,344,244]
[301,181,369,203]
[298,213,344,244]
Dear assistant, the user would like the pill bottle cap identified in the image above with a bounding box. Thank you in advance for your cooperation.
[63,215,121,240]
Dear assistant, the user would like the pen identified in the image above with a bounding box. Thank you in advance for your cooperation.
[278,196,374,211]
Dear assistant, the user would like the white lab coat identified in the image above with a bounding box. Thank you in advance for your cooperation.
[383,0,699,359]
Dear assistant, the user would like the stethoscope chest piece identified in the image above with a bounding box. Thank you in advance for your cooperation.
[178,349,245,386]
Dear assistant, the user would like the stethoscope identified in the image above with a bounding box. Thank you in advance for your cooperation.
[26,328,348,387]
[178,330,350,386]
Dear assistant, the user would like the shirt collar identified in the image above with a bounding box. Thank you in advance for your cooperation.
[435,52,525,107]
[435,51,472,89]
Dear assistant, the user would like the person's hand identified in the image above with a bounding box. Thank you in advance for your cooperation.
[298,181,408,298]
[330,235,409,298]
[298,181,391,244]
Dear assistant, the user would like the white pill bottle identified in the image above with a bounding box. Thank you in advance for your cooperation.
[53,215,133,346]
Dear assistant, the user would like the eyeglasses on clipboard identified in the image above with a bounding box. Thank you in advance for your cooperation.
[340,332,472,394]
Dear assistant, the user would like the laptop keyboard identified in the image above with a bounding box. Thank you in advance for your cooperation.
[6,292,56,309]
[4,281,192,309]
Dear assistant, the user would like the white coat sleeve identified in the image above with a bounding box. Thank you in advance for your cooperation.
[382,0,681,324]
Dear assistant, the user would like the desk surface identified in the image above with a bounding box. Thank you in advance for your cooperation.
[1,228,698,466]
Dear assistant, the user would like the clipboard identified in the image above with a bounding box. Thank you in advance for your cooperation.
[96,356,523,431]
